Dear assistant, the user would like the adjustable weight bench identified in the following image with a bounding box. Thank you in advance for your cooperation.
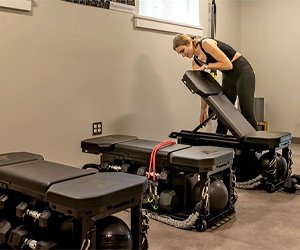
[169,70,293,192]
[81,134,236,231]
[0,152,147,249]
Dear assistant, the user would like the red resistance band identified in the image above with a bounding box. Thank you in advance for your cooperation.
[147,140,176,181]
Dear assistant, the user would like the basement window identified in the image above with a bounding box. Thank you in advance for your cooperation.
[134,0,203,35]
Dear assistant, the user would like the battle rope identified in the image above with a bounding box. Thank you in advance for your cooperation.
[287,149,293,176]
[235,158,276,189]
[235,174,264,189]
[147,210,200,230]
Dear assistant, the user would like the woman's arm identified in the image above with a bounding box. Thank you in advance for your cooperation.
[199,98,208,123]
[201,39,233,71]
[192,60,208,123]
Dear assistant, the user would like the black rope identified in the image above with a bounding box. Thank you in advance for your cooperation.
[210,0,217,76]
[211,0,217,39]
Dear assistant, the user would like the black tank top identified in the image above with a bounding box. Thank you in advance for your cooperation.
[194,38,236,67]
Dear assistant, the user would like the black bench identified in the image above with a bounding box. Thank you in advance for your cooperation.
[81,134,236,231]
[169,70,292,191]
[0,151,147,249]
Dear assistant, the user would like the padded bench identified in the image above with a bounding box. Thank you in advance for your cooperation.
[0,151,147,249]
[81,135,234,173]
[81,135,236,231]
[171,70,293,189]
[177,70,292,150]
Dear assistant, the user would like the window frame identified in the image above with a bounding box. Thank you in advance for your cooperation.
[134,0,203,35]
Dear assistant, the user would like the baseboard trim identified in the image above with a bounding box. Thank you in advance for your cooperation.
[292,137,300,144]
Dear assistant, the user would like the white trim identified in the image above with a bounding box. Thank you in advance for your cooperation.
[0,0,31,11]
[110,2,135,14]
[134,15,204,36]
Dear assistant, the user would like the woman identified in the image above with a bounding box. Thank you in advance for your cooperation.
[173,34,257,134]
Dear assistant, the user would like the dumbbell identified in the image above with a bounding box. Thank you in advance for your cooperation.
[284,176,300,193]
[137,166,147,176]
[291,174,300,182]
[159,189,178,213]
[0,194,8,210]
[8,225,56,249]
[36,211,51,228]
[159,170,171,182]
[82,163,101,172]
[23,239,57,250]
[121,163,132,173]
[7,225,28,248]
[16,202,51,228]
[0,220,11,245]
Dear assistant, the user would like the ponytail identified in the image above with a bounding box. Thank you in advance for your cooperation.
[173,34,201,50]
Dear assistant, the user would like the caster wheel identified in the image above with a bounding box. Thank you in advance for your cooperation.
[195,219,207,232]
[266,183,276,193]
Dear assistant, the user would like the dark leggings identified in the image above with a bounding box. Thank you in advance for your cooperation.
[216,56,257,134]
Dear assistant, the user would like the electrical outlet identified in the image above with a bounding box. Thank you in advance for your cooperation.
[92,122,102,135]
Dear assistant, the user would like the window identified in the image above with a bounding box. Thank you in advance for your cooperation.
[134,0,203,35]
[138,0,199,27]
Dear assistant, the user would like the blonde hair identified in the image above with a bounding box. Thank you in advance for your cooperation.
[173,34,201,50]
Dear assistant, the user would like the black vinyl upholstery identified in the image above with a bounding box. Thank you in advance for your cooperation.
[206,94,256,140]
[181,70,291,146]
[0,151,147,218]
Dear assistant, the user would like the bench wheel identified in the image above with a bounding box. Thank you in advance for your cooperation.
[265,183,276,193]
[195,219,207,232]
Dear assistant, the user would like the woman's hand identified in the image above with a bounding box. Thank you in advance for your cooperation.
[193,64,206,71]
[196,64,207,71]
[199,108,208,124]
[192,60,207,71]
[199,98,208,124]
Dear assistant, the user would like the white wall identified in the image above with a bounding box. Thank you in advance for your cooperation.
[4,0,279,168]
[215,0,241,51]
[241,0,300,136]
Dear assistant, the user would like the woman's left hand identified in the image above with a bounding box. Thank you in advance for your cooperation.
[194,64,206,71]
